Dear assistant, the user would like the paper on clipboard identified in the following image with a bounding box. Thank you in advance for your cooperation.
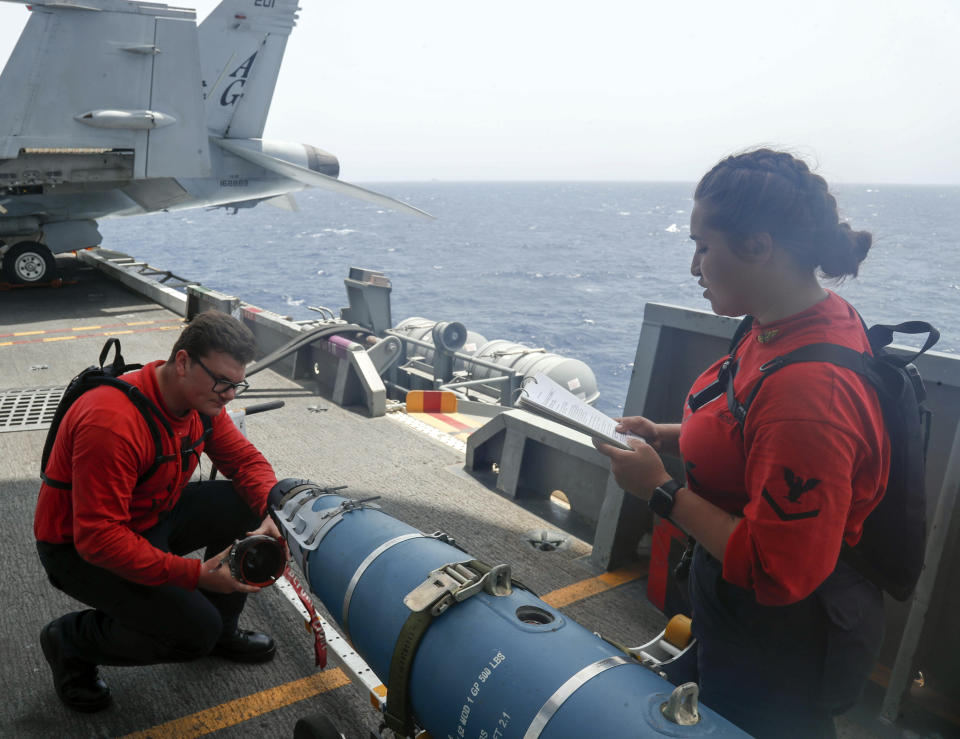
[517,373,643,450]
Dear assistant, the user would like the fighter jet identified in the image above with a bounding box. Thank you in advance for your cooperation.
[0,0,431,284]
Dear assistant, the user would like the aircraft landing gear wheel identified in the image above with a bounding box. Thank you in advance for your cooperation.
[293,713,344,739]
[2,241,57,284]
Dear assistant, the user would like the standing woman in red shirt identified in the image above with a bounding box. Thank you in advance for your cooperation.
[595,149,887,737]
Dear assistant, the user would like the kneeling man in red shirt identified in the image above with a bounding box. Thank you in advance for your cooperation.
[35,311,282,712]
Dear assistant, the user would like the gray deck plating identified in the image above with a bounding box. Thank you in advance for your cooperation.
[0,255,666,738]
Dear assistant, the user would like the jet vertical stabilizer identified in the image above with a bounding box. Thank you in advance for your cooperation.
[199,0,300,139]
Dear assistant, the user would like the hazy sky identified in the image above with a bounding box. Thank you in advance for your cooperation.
[1,0,958,184]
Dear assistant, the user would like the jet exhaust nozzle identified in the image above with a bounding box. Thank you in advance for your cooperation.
[303,144,339,178]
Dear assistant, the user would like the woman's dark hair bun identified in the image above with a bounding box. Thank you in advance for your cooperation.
[695,148,872,279]
[818,223,872,278]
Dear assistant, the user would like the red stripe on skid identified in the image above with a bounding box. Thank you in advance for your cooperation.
[429,412,472,432]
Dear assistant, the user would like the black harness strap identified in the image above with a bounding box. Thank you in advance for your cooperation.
[867,321,939,364]
[717,343,877,439]
[179,413,214,472]
[686,315,939,599]
[42,378,212,490]
[687,316,754,413]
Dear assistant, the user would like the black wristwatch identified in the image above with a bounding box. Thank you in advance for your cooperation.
[648,479,683,520]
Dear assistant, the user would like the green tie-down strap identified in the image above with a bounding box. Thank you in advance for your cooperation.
[383,559,525,736]
[384,608,434,736]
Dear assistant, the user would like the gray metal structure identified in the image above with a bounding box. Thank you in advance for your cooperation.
[2,254,956,735]
[0,254,672,737]
[336,267,601,409]
[0,0,429,284]
[467,300,960,726]
[615,301,960,726]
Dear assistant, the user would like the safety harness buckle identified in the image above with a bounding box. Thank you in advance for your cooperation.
[404,561,512,616]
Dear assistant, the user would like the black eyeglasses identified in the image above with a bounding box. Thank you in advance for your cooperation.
[190,355,250,396]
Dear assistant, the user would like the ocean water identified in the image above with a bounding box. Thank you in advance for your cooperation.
[101,182,960,415]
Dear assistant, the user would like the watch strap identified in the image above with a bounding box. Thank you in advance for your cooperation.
[649,478,683,519]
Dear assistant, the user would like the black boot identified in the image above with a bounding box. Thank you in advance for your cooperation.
[40,620,112,713]
[211,628,276,663]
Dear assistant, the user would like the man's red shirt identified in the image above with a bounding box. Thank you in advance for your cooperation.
[679,292,889,605]
[34,360,277,589]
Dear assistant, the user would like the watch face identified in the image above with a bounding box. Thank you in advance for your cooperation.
[650,481,679,518]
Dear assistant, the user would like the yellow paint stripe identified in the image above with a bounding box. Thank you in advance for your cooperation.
[541,562,647,608]
[14,330,44,336]
[72,325,102,331]
[42,335,77,343]
[104,330,134,335]
[0,341,11,347]
[120,668,351,739]
[121,564,646,737]
[125,320,158,326]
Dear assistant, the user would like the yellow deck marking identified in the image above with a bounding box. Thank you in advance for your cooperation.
[120,668,351,739]
[1,322,183,349]
[541,562,648,608]
[369,683,388,709]
[126,565,646,736]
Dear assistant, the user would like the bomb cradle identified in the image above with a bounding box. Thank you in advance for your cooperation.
[269,479,747,738]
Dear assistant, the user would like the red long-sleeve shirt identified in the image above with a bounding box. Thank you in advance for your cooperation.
[35,360,277,589]
[679,292,889,606]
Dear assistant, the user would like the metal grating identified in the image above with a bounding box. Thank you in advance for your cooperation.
[0,387,65,432]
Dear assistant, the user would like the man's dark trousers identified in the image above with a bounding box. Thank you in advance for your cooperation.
[37,481,261,666]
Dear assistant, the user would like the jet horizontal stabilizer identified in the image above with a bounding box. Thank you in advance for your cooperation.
[214,138,434,220]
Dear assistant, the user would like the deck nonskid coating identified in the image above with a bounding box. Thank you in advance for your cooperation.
[0,257,666,738]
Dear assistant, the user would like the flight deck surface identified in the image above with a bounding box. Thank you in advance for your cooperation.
[0,255,664,738]
[2,255,949,738]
